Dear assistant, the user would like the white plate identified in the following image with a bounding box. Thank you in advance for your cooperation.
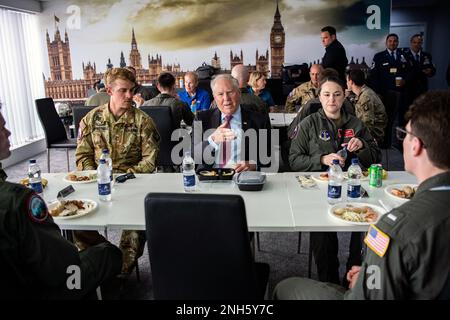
[329,202,386,225]
[63,170,97,184]
[48,199,98,220]
[384,184,418,203]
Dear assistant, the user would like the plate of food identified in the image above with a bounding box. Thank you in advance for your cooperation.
[329,203,386,225]
[48,199,97,219]
[312,172,331,182]
[63,170,97,184]
[19,178,49,188]
[196,168,235,181]
[384,184,418,202]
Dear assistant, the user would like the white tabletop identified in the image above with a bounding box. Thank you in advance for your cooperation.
[41,171,417,233]
[284,113,297,126]
[269,113,286,127]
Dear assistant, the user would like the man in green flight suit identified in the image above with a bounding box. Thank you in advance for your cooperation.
[275,90,450,299]
[0,104,122,299]
[75,67,160,274]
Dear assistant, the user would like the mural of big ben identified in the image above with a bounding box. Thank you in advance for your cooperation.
[270,1,285,79]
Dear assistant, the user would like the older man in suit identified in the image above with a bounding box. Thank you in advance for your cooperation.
[193,74,272,172]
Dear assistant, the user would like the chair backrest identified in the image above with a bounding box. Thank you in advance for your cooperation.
[437,270,450,300]
[379,90,401,149]
[140,106,177,167]
[145,193,260,300]
[35,98,68,147]
[72,105,96,139]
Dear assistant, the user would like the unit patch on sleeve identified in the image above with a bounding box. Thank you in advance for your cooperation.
[27,194,49,223]
[364,225,390,257]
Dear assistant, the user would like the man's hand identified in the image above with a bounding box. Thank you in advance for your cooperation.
[346,266,361,289]
[133,93,144,107]
[346,138,363,153]
[233,161,257,173]
[320,153,345,166]
[210,122,236,143]
[423,68,434,77]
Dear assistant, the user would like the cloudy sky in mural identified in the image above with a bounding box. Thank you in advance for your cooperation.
[40,0,390,78]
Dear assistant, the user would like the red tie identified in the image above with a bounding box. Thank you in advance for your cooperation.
[220,115,233,168]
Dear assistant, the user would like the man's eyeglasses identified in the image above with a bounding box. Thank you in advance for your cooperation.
[395,126,426,147]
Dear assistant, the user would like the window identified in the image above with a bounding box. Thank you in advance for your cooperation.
[0,8,45,148]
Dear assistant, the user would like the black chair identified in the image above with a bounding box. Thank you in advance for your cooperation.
[35,98,77,172]
[379,91,401,170]
[140,106,179,168]
[72,105,96,139]
[145,193,270,300]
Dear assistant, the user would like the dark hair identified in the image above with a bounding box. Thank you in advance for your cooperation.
[386,33,399,41]
[347,69,365,86]
[157,72,176,89]
[321,26,336,36]
[410,33,423,42]
[405,91,450,169]
[318,68,339,82]
[318,75,345,94]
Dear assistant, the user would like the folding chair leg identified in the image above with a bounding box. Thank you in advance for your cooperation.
[135,259,141,282]
[256,232,261,251]
[308,234,313,278]
[297,232,302,254]
[96,286,102,300]
[66,148,70,172]
[47,149,51,173]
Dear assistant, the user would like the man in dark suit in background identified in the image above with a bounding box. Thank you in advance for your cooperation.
[193,74,272,172]
[320,26,348,82]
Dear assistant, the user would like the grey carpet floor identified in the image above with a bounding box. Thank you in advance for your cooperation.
[3,147,404,299]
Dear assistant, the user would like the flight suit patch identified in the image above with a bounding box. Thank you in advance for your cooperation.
[27,194,48,223]
[364,225,390,258]
[319,130,330,141]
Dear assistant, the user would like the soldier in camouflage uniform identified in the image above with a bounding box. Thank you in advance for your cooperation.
[142,72,194,128]
[275,91,450,300]
[75,68,160,274]
[285,64,323,113]
[0,107,122,299]
[346,69,387,145]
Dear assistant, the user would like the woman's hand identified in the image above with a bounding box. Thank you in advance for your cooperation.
[320,153,345,167]
[346,138,363,153]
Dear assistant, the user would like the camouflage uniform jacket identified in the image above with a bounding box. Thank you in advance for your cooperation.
[285,81,319,113]
[352,85,387,144]
[76,104,160,173]
[142,93,194,127]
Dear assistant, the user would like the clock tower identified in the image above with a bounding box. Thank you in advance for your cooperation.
[270,1,285,79]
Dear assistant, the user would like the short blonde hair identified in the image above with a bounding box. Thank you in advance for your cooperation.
[248,71,266,88]
[104,68,136,87]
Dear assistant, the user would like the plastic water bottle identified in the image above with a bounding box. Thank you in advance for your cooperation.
[97,159,111,201]
[327,159,343,204]
[182,151,196,192]
[100,149,113,186]
[28,159,43,194]
[347,158,362,200]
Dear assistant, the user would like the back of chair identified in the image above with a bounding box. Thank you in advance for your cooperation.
[35,98,68,147]
[379,90,401,149]
[140,106,177,167]
[72,105,96,139]
[145,193,260,300]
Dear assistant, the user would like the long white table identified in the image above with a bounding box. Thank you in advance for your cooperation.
[41,171,417,233]
[269,112,298,127]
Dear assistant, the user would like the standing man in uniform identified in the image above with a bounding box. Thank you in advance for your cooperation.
[320,26,348,82]
[285,64,323,113]
[403,34,436,113]
[274,90,450,300]
[0,104,122,299]
[76,67,160,274]
[346,69,387,145]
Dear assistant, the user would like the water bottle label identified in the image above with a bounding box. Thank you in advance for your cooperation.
[183,174,195,187]
[347,184,361,198]
[30,182,43,194]
[98,183,111,195]
[328,185,342,199]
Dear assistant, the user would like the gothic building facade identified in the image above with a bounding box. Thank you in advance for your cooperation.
[270,2,285,79]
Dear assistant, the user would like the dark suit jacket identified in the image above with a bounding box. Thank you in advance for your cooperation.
[322,40,348,82]
[192,105,272,169]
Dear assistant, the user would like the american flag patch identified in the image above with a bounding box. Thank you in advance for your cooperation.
[364,225,390,257]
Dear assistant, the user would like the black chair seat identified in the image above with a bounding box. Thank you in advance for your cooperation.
[50,138,77,148]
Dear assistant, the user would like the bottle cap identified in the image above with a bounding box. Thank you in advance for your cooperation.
[29,159,36,164]
[184,151,191,157]
[351,158,359,164]
[102,149,109,154]
[99,159,106,164]
[332,159,339,165]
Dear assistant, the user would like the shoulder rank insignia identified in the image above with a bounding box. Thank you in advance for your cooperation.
[319,130,330,141]
[364,225,390,257]
[27,194,48,223]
